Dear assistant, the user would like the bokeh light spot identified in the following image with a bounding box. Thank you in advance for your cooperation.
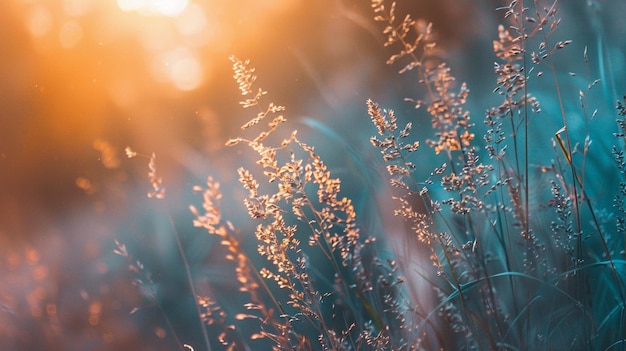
[152,48,204,91]
[175,2,216,47]
[63,0,95,17]
[170,55,203,91]
[152,0,188,17]
[116,0,142,12]
[26,5,53,37]
[59,21,83,49]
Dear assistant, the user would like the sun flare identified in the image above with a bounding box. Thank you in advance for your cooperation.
[117,0,189,17]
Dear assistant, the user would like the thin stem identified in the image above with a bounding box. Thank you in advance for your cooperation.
[168,216,212,351]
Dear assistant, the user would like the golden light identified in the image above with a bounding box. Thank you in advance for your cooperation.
[169,53,203,91]
[63,0,95,17]
[25,5,53,37]
[175,2,215,48]
[150,48,204,91]
[59,20,83,49]
[117,0,189,17]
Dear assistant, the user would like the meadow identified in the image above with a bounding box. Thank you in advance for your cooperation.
[2,0,626,350]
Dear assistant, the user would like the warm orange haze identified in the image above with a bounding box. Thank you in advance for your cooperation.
[0,0,310,236]
[1,0,625,350]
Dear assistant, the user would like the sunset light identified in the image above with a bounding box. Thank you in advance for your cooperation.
[117,0,189,17]
[4,0,624,349]
[151,48,204,91]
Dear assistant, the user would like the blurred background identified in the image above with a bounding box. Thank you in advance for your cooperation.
[0,0,623,349]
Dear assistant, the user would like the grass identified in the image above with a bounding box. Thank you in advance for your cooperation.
[115,0,626,349]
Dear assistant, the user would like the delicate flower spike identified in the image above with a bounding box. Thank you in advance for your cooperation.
[125,146,137,158]
[147,152,165,199]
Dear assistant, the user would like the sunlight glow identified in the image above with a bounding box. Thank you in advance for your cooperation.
[175,3,215,47]
[169,54,203,91]
[151,48,203,91]
[63,0,95,17]
[117,0,189,17]
[26,5,53,37]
